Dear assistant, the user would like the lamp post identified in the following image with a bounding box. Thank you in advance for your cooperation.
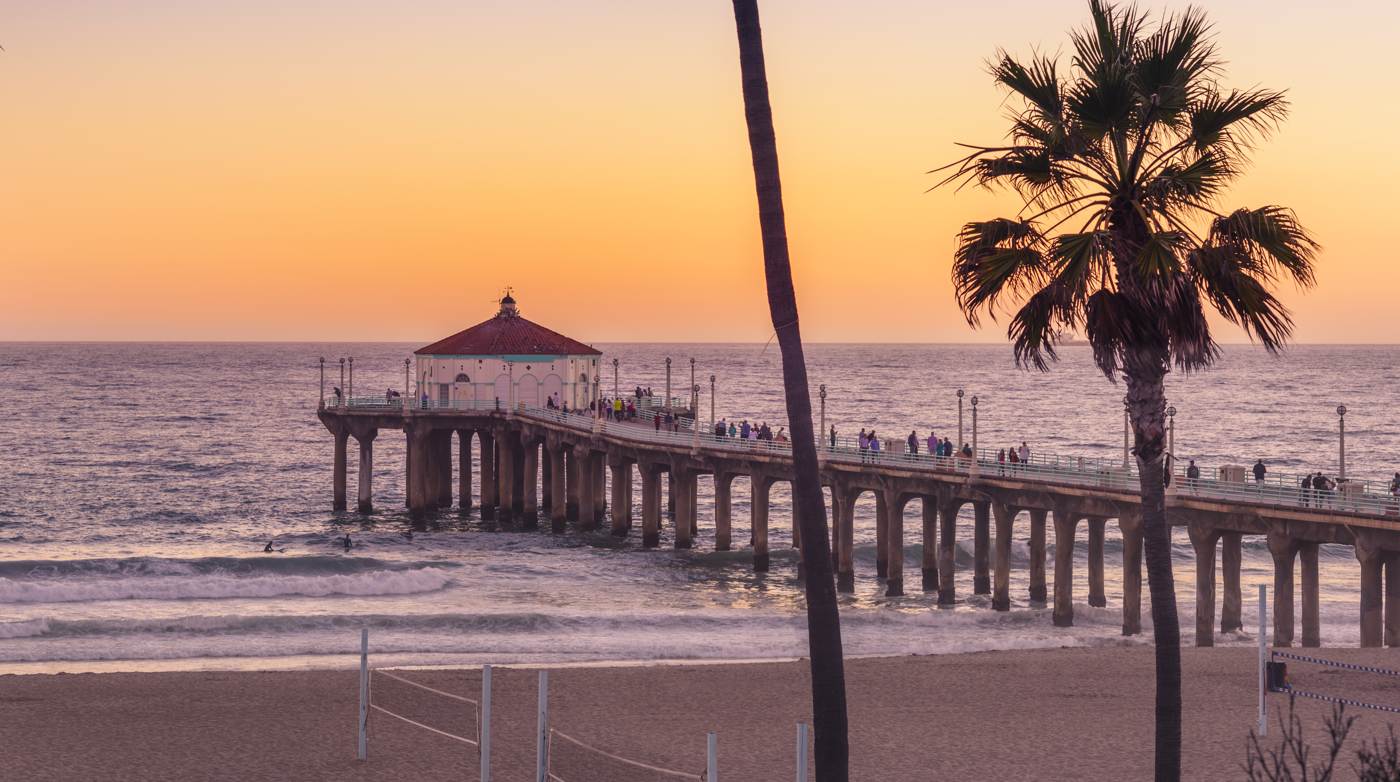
[692,384,701,447]
[319,357,325,408]
[956,389,965,449]
[665,357,672,408]
[339,358,345,408]
[1122,395,1131,468]
[709,374,716,432]
[594,375,601,417]
[971,395,979,468]
[612,358,619,398]
[1166,405,1177,461]
[348,357,354,403]
[402,358,411,412]
[507,362,515,412]
[1337,404,1348,481]
[819,384,828,449]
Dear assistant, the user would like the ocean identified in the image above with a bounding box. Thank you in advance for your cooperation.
[1,342,1394,672]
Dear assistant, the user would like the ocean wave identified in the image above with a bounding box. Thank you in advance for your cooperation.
[0,567,453,604]
[0,555,453,580]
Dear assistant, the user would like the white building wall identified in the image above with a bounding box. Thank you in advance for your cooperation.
[414,353,599,408]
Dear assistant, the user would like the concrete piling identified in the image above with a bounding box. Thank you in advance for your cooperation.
[1087,517,1107,608]
[973,501,991,595]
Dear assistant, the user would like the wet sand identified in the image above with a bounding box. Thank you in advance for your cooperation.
[4,647,1400,781]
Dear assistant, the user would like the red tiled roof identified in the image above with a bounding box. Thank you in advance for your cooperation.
[415,313,600,357]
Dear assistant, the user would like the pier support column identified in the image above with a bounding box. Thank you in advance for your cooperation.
[992,503,1015,611]
[355,430,376,513]
[752,476,771,572]
[609,461,631,537]
[714,474,733,551]
[674,469,695,550]
[593,456,606,522]
[938,502,960,607]
[689,476,698,539]
[1269,531,1299,647]
[1189,524,1221,647]
[521,441,538,528]
[549,447,566,533]
[973,501,991,595]
[332,429,349,511]
[1386,553,1400,647]
[540,447,552,514]
[576,450,596,531]
[1028,509,1048,606]
[495,434,515,524]
[1299,542,1320,647]
[458,431,473,513]
[837,487,856,593]
[884,490,904,597]
[479,432,497,520]
[437,431,454,508]
[641,466,661,548]
[565,449,579,521]
[1052,509,1080,627]
[1119,514,1143,636]
[1356,537,1384,648]
[1087,517,1107,608]
[921,497,938,592]
[405,425,433,518]
[791,483,802,551]
[1220,532,1243,633]
[875,491,889,579]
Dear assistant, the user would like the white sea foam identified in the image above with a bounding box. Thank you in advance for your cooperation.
[0,567,452,604]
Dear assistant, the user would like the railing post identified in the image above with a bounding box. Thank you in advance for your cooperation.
[536,670,549,782]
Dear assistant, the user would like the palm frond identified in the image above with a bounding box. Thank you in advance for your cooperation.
[1207,206,1318,286]
[1187,245,1296,351]
[1189,88,1289,153]
[991,53,1064,130]
[1008,288,1062,371]
[1135,230,1189,279]
[953,219,1048,324]
[1131,6,1218,124]
[1142,149,1233,211]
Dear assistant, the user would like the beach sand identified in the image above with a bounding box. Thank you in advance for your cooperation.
[5,647,1400,781]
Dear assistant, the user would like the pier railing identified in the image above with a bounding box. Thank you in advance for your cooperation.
[331,396,1400,518]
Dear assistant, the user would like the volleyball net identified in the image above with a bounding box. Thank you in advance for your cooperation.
[1256,586,1400,736]
[534,670,718,782]
[356,630,494,780]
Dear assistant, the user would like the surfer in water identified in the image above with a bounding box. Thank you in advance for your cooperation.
[263,540,285,553]
[343,534,353,551]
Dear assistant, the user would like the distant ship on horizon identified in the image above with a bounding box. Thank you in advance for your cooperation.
[1055,329,1089,347]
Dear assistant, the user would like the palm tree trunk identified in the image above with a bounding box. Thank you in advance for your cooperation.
[730,2,849,779]
[1125,357,1182,782]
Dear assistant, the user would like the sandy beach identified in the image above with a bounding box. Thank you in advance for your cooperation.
[5,646,1400,781]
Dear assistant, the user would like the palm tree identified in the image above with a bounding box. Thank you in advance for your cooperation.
[934,2,1317,779]
[730,1,850,779]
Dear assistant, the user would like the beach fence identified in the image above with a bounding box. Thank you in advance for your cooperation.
[1256,586,1400,734]
[357,629,493,781]
[534,670,719,782]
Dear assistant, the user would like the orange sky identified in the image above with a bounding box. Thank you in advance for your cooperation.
[2,0,1396,343]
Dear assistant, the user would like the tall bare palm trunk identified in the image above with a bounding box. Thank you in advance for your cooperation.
[1125,356,1182,782]
[730,1,850,779]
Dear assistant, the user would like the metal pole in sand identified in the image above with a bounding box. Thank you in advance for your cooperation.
[480,664,492,782]
[358,628,368,760]
[707,731,718,782]
[535,670,549,782]
[795,723,809,781]
[1258,584,1268,736]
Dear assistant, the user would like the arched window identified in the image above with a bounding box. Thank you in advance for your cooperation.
[455,373,470,383]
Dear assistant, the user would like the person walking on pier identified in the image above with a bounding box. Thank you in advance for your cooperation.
[926,432,937,459]
[858,429,869,461]
[332,386,342,406]
[654,413,661,432]
[996,448,1006,474]
[868,431,881,459]
[729,421,738,438]
[1018,441,1030,465]
[1186,460,1201,492]
[1253,459,1267,484]
[829,425,837,449]
[908,431,919,456]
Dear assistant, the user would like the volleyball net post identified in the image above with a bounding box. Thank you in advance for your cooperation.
[536,670,549,782]
[795,722,809,781]
[1257,584,1268,737]
[358,627,369,760]
[706,731,718,782]
[481,664,493,782]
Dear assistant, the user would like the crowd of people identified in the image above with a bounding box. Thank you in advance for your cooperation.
[712,419,788,443]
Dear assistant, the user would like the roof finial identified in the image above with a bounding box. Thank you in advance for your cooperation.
[498,286,518,317]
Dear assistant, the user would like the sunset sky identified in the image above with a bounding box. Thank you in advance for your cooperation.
[3,0,1396,343]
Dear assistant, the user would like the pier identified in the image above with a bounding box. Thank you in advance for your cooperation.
[319,393,1400,649]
